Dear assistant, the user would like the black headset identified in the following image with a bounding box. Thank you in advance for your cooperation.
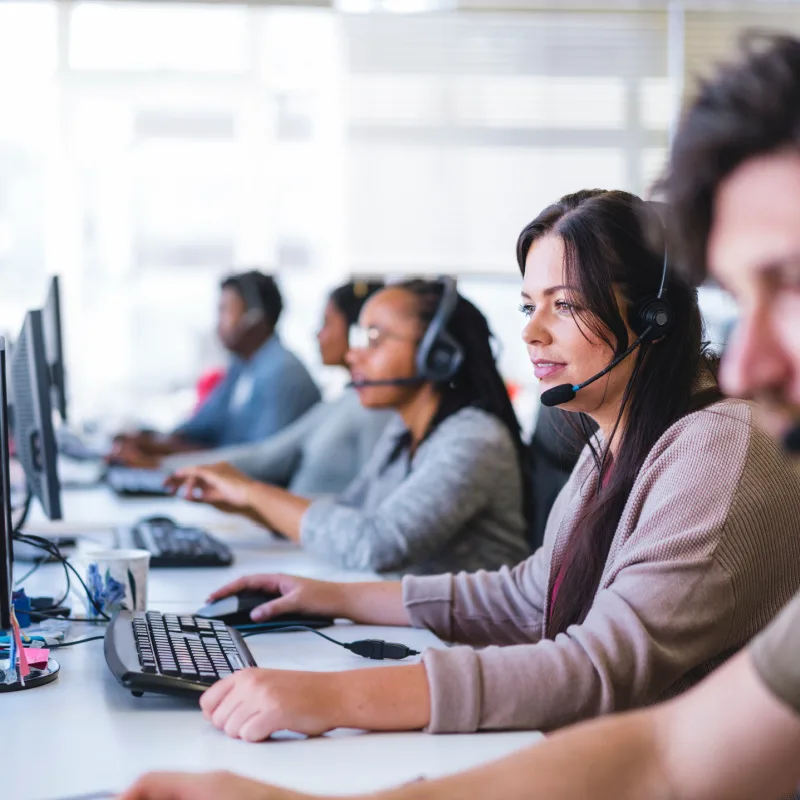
[235,273,267,327]
[631,204,673,340]
[540,204,674,408]
[415,276,465,383]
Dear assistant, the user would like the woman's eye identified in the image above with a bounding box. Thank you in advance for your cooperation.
[555,300,574,314]
[519,304,534,319]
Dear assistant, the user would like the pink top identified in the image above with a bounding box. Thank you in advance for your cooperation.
[549,460,613,619]
[401,397,800,734]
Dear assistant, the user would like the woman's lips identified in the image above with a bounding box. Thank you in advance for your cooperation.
[532,361,567,380]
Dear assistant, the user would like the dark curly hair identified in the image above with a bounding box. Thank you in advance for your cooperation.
[661,33,800,284]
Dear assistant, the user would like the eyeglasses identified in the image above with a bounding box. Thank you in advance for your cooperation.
[348,324,419,351]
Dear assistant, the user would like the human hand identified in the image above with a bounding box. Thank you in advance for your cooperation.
[119,770,310,800]
[200,668,346,742]
[165,462,254,509]
[107,439,162,469]
[207,573,345,622]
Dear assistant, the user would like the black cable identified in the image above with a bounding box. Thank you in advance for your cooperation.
[47,635,105,648]
[11,490,32,535]
[13,557,47,587]
[14,532,72,611]
[238,624,420,661]
[25,609,107,624]
[0,634,105,652]
[14,532,72,610]
[13,533,109,620]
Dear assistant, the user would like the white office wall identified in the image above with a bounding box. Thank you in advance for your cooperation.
[0,1,759,430]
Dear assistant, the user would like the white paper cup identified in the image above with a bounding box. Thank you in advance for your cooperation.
[70,548,150,618]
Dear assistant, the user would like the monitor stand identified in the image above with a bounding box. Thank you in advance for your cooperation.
[0,657,59,692]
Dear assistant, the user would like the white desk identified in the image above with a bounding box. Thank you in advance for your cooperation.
[7,488,542,800]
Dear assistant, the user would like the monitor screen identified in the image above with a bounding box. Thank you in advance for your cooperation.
[10,311,62,522]
[0,339,15,631]
[42,276,67,424]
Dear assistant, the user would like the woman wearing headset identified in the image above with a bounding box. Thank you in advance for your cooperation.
[169,190,800,745]
[166,278,531,576]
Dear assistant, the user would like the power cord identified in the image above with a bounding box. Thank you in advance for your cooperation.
[13,557,48,588]
[12,532,111,621]
[237,624,420,661]
[46,635,106,648]
[11,489,32,535]
[25,609,107,624]
[0,634,105,653]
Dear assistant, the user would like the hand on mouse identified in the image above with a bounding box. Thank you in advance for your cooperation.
[119,770,312,800]
[207,574,345,622]
[165,462,254,509]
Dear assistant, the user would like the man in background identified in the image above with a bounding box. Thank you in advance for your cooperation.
[111,270,320,466]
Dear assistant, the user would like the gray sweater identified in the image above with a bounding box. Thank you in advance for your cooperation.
[163,390,392,497]
[300,407,530,576]
[403,399,800,733]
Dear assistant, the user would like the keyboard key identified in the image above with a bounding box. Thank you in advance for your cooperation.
[226,653,245,671]
[131,614,253,689]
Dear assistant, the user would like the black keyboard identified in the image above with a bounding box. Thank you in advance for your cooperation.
[105,610,257,697]
[128,518,234,568]
[106,466,172,497]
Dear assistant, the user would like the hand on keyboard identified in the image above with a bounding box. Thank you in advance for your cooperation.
[199,667,347,742]
[107,439,162,469]
[165,462,254,508]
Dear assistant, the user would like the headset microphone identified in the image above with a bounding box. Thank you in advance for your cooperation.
[348,377,423,389]
[540,332,651,408]
[539,203,673,409]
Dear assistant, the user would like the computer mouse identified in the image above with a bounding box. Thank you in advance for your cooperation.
[140,515,176,526]
[195,590,333,629]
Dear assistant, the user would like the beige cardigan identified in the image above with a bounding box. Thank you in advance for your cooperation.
[403,399,800,733]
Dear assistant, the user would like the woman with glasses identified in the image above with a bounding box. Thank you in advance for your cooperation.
[165,279,531,576]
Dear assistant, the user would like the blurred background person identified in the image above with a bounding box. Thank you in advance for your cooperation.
[162,280,392,496]
[110,270,320,466]
[166,278,532,576]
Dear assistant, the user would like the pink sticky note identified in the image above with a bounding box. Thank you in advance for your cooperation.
[21,648,50,669]
[11,616,30,678]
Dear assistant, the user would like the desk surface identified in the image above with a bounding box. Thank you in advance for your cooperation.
[8,488,541,800]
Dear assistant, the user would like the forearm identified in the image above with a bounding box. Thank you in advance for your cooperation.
[245,482,311,540]
[146,433,203,456]
[334,663,431,732]
[357,710,669,800]
[357,651,800,800]
[336,581,409,625]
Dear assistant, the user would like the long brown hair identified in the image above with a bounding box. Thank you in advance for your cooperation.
[517,190,721,635]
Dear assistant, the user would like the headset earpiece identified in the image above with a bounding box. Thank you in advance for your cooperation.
[632,205,673,341]
[415,277,464,383]
[237,274,266,325]
[634,297,672,340]
[421,331,464,383]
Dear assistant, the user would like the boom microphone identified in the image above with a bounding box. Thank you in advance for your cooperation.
[540,330,650,408]
[348,377,424,388]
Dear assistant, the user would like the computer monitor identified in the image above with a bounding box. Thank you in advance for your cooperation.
[10,310,62,521]
[42,275,67,424]
[0,339,14,632]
